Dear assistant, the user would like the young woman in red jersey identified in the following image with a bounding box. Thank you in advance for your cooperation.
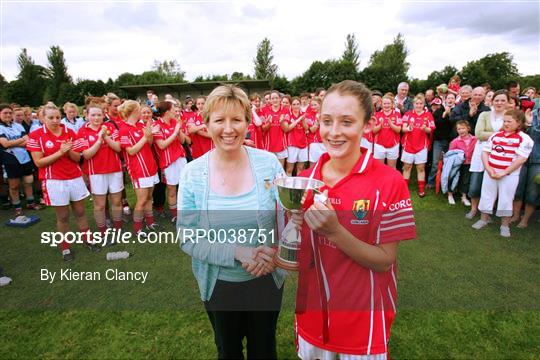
[74,104,123,237]
[152,101,187,223]
[305,97,325,165]
[27,104,97,261]
[401,94,435,197]
[282,97,308,176]
[246,93,264,149]
[118,101,159,237]
[291,81,416,359]
[373,95,402,169]
[262,91,288,166]
[187,96,213,159]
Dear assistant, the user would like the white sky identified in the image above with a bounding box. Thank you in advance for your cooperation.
[1,0,539,82]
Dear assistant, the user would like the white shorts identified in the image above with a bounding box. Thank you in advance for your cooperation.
[89,172,124,195]
[373,143,400,160]
[42,177,90,206]
[162,157,187,185]
[297,334,387,360]
[273,148,288,160]
[287,146,308,163]
[478,170,520,217]
[361,138,374,152]
[309,143,326,163]
[132,173,159,189]
[401,148,428,164]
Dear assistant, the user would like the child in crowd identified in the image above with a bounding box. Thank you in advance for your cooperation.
[447,120,477,205]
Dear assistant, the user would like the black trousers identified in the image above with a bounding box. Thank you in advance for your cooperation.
[204,275,283,360]
[152,171,166,209]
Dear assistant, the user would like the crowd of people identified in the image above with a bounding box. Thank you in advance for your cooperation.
[0,76,539,358]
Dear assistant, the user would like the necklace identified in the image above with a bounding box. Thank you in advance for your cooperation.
[213,149,246,186]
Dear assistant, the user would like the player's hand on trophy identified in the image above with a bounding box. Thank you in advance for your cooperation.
[305,190,340,238]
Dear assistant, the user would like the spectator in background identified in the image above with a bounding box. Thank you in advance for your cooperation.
[482,83,492,93]
[447,120,477,205]
[105,93,123,124]
[450,86,489,132]
[371,90,383,112]
[395,81,414,115]
[61,102,85,133]
[12,107,25,125]
[427,97,453,188]
[300,93,310,112]
[436,84,448,101]
[146,90,155,106]
[457,85,472,104]
[425,89,435,110]
[316,87,326,100]
[466,90,508,220]
[448,75,461,96]
[507,80,521,99]
[484,90,495,107]
[520,87,537,111]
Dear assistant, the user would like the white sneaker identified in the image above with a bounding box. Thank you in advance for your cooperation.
[500,226,511,238]
[0,276,12,286]
[465,211,477,220]
[461,197,471,207]
[447,193,456,205]
[123,206,131,216]
[472,219,489,230]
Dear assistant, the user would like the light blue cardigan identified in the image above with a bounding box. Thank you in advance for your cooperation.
[177,146,287,301]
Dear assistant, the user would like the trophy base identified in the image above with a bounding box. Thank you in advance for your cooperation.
[274,255,298,271]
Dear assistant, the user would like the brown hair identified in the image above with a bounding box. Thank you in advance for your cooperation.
[455,120,471,132]
[324,80,373,121]
[504,109,526,130]
[155,101,173,117]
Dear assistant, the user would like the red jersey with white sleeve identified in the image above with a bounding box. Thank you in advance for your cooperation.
[374,110,402,148]
[401,110,435,153]
[248,108,265,149]
[187,112,213,159]
[286,110,308,149]
[263,106,287,152]
[152,117,185,169]
[118,121,158,180]
[484,130,533,173]
[73,122,122,175]
[26,125,82,180]
[296,149,416,355]
[305,112,322,144]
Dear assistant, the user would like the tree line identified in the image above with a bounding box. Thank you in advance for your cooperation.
[1,34,538,107]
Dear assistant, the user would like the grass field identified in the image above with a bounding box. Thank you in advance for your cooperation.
[0,186,539,359]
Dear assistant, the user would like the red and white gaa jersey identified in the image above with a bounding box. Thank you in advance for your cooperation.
[263,106,287,152]
[73,122,122,175]
[484,130,533,172]
[286,110,308,149]
[119,121,158,179]
[26,124,82,180]
[187,112,213,159]
[305,112,322,144]
[152,117,185,169]
[248,108,265,149]
[374,110,402,148]
[401,110,435,153]
[296,149,416,355]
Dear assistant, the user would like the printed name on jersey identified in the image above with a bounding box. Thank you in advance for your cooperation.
[388,198,412,211]
[351,199,370,225]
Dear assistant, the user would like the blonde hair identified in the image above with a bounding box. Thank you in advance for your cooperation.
[105,92,120,105]
[414,94,425,103]
[202,85,251,124]
[382,94,394,104]
[63,102,77,112]
[118,100,140,120]
[43,103,60,117]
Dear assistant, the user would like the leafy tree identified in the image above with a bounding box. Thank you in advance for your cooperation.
[459,52,519,90]
[230,72,252,81]
[292,59,359,93]
[5,49,47,106]
[341,33,360,70]
[273,75,293,94]
[253,38,278,83]
[360,33,409,93]
[519,74,540,92]
[152,59,186,81]
[0,73,7,102]
[44,45,72,104]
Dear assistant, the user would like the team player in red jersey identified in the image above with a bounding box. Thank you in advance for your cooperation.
[74,104,123,236]
[247,93,264,149]
[305,97,325,165]
[262,91,288,165]
[26,104,96,261]
[187,96,213,159]
[373,95,403,169]
[401,94,436,197]
[118,101,159,237]
[292,80,416,359]
[283,97,308,176]
[473,109,533,237]
[152,101,188,223]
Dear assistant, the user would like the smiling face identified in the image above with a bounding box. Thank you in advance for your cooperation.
[65,106,78,120]
[196,97,206,111]
[413,99,424,113]
[381,97,393,112]
[445,93,456,107]
[270,92,281,108]
[87,107,104,127]
[207,101,248,152]
[291,99,301,113]
[0,107,13,124]
[492,93,508,112]
[319,93,366,161]
[140,107,153,122]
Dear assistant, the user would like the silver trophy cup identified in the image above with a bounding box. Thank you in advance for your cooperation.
[273,177,325,270]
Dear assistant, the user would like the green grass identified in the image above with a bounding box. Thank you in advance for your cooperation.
[0,186,539,359]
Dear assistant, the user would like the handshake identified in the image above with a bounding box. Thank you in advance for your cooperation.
[235,246,277,277]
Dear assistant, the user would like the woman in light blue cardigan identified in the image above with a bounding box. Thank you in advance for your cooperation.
[177,85,286,359]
